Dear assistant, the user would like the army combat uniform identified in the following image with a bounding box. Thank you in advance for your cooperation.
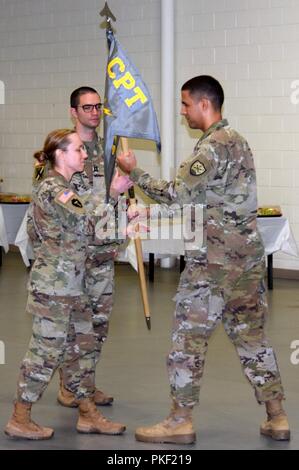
[17,170,107,403]
[130,119,285,408]
[61,135,122,398]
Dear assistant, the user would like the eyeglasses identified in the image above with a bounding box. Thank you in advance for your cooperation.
[77,103,103,113]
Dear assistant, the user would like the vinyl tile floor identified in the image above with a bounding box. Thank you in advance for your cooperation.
[0,252,298,451]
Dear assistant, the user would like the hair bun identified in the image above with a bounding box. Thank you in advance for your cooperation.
[33,150,48,163]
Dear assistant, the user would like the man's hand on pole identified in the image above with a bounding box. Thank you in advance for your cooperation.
[110,169,133,199]
[117,150,137,174]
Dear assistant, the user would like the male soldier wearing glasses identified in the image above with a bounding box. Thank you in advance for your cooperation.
[56,87,132,413]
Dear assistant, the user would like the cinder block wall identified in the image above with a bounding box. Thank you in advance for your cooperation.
[0,0,298,270]
[175,0,299,270]
[0,0,161,193]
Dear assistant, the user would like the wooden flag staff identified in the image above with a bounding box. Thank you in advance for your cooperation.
[100,2,155,331]
[120,137,151,330]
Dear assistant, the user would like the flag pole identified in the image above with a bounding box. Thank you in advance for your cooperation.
[100,3,151,330]
[120,137,151,330]
[100,2,161,329]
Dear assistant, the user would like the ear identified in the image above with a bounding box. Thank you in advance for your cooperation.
[55,148,64,161]
[70,107,78,121]
[200,97,210,112]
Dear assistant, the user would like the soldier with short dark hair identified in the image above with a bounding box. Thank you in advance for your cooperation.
[117,75,290,445]
[55,87,132,410]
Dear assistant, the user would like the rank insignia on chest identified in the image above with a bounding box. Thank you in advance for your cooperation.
[190,160,206,176]
[71,198,83,208]
[93,165,100,177]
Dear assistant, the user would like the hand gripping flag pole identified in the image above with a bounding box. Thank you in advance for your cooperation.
[100,2,161,330]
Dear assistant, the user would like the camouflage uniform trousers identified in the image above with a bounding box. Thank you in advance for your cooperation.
[61,248,115,389]
[168,257,285,407]
[17,292,95,403]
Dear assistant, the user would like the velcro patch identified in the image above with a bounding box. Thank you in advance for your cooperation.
[58,190,74,204]
[71,198,83,208]
[34,165,45,181]
[190,160,206,176]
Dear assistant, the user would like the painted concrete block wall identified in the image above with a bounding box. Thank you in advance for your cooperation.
[175,0,299,270]
[0,0,161,194]
[0,0,299,270]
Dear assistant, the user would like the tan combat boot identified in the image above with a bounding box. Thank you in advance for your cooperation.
[260,398,290,441]
[4,401,54,440]
[57,369,78,408]
[94,388,114,406]
[135,401,196,445]
[57,369,113,407]
[76,397,126,435]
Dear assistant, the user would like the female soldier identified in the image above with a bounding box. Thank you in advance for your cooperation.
[5,129,126,440]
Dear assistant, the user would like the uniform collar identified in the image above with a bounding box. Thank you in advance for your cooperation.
[199,118,229,142]
[48,169,69,187]
[83,133,99,148]
[83,133,100,161]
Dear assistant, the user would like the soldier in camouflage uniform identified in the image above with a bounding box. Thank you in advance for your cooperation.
[26,87,131,408]
[117,76,290,444]
[56,87,131,408]
[4,129,126,440]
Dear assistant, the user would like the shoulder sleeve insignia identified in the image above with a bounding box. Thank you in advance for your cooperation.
[34,165,45,181]
[190,160,206,176]
[71,198,83,208]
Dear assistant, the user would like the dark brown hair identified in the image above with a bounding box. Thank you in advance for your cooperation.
[70,86,99,108]
[182,75,224,111]
[33,129,76,166]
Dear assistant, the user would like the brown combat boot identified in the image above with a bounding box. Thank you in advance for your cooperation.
[4,401,54,440]
[260,398,290,441]
[135,401,196,445]
[57,368,78,408]
[76,397,126,435]
[94,388,114,406]
[57,369,113,407]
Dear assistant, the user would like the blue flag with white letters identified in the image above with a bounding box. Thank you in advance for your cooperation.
[103,28,161,199]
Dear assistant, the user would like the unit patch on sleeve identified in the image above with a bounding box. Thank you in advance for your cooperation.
[190,160,206,176]
[34,165,45,181]
[71,198,83,208]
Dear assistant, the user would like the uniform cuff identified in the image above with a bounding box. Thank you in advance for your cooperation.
[130,167,145,182]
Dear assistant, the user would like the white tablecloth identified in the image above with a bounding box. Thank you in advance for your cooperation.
[0,206,9,253]
[0,203,30,265]
[257,216,298,257]
[14,208,34,266]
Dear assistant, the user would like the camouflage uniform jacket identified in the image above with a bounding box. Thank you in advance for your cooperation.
[70,134,124,251]
[71,134,105,196]
[130,119,265,266]
[28,170,112,296]
[28,161,51,254]
[28,135,124,254]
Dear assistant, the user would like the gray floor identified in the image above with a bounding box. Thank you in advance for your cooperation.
[0,251,298,450]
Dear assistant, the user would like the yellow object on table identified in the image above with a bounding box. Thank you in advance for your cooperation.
[257,205,282,217]
[0,192,31,203]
